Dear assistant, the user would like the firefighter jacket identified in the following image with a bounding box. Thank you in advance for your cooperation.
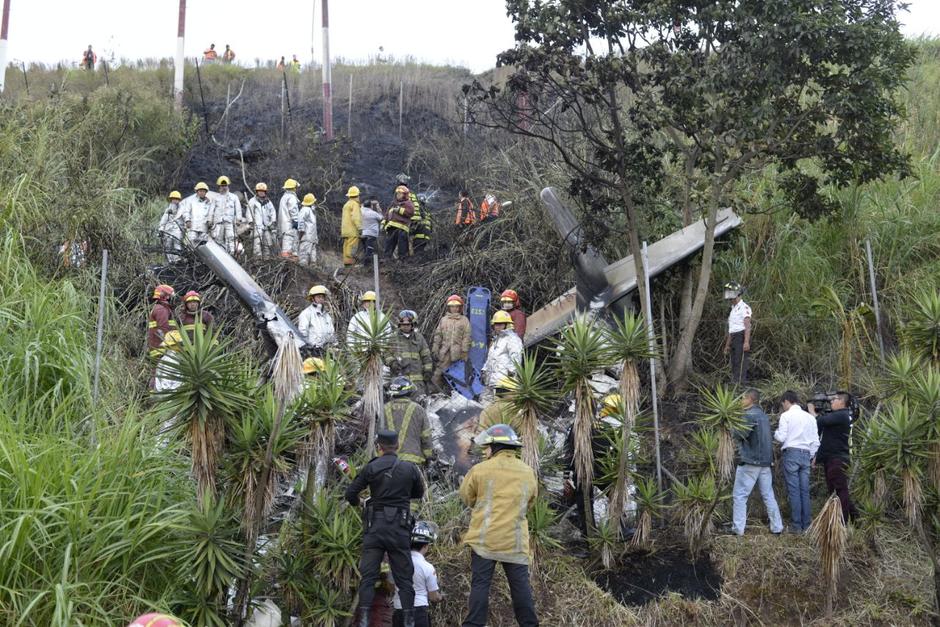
[383,397,434,464]
[158,202,184,240]
[409,193,431,241]
[460,448,537,565]
[341,198,362,238]
[248,197,277,233]
[297,303,336,348]
[184,196,213,233]
[431,312,471,367]
[508,308,527,340]
[210,190,244,224]
[278,191,299,235]
[455,197,476,225]
[384,199,414,232]
[147,301,177,356]
[179,309,215,339]
[481,329,524,387]
[385,330,432,387]
[297,204,318,242]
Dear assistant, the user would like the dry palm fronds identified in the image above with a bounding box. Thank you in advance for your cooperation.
[573,379,597,532]
[715,429,736,482]
[873,469,888,507]
[630,509,652,552]
[901,469,923,528]
[809,493,848,617]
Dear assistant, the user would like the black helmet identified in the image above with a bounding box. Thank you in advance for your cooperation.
[722,281,743,299]
[387,376,415,398]
[411,520,438,545]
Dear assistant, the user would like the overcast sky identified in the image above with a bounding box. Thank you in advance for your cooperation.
[4,0,939,74]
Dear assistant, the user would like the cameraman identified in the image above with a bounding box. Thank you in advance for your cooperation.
[810,393,858,523]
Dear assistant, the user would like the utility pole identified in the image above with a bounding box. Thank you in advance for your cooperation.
[174,0,186,110]
[321,0,333,140]
[310,0,317,68]
[0,0,12,95]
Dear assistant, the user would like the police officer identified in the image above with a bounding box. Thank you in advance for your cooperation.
[345,430,425,627]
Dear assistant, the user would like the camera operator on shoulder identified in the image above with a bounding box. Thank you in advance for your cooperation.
[809,391,859,523]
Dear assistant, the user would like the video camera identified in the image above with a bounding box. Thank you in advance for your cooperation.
[809,391,859,421]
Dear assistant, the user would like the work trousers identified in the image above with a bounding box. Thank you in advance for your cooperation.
[824,457,858,523]
[281,229,298,257]
[213,222,236,255]
[357,519,415,612]
[462,551,538,627]
[385,228,410,259]
[731,464,783,535]
[298,235,317,266]
[253,229,276,257]
[393,607,429,627]
[361,236,378,262]
[729,331,749,386]
[343,236,360,265]
[782,448,813,531]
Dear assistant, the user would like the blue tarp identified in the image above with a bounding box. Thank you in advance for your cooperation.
[444,287,490,399]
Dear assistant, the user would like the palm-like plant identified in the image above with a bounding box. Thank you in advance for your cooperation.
[347,308,394,446]
[808,493,848,618]
[883,351,922,401]
[554,314,612,536]
[673,474,721,558]
[154,324,253,502]
[604,312,655,539]
[698,384,747,484]
[504,354,557,473]
[294,356,355,499]
[810,286,876,389]
[303,492,362,592]
[911,367,940,493]
[630,476,666,552]
[527,496,562,576]
[902,289,940,365]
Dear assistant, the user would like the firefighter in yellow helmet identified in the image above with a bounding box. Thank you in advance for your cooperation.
[297,285,336,351]
[248,182,278,257]
[179,290,214,340]
[480,310,523,405]
[278,179,300,258]
[341,186,363,266]
[183,182,213,242]
[297,193,319,267]
[211,175,245,255]
[158,191,185,262]
[384,185,414,260]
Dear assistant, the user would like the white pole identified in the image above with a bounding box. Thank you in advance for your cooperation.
[0,0,11,95]
[321,0,333,140]
[642,241,663,491]
[310,0,317,68]
[865,238,885,363]
[173,0,186,109]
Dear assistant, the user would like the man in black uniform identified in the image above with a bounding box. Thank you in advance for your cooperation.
[346,430,425,627]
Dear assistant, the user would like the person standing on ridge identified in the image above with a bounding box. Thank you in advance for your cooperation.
[179,291,214,341]
[203,44,218,63]
[276,56,286,71]
[431,294,471,391]
[722,281,751,385]
[183,182,213,242]
[360,199,384,262]
[386,310,432,397]
[279,178,301,259]
[459,424,539,627]
[384,377,434,466]
[498,290,526,340]
[147,285,178,361]
[248,182,277,257]
[346,429,425,627]
[290,54,301,71]
[342,186,363,266]
[81,45,96,70]
[222,44,236,64]
[158,191,185,262]
[297,193,319,267]
[384,186,414,260]
[297,285,336,353]
[210,176,245,255]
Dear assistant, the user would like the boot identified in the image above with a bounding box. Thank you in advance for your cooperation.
[356,606,371,627]
[402,608,416,627]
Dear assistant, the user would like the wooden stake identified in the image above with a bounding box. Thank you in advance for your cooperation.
[347,73,352,137]
[398,79,403,139]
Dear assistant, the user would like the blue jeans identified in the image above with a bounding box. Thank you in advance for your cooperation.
[732,464,783,535]
[782,448,813,530]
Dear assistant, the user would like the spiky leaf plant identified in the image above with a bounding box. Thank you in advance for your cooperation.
[347,308,394,446]
[604,312,655,539]
[902,289,940,365]
[303,491,362,592]
[810,286,876,389]
[911,367,940,493]
[294,356,355,498]
[154,323,253,502]
[630,476,666,552]
[555,314,612,536]
[809,493,848,618]
[685,427,721,479]
[883,351,923,401]
[673,474,721,558]
[504,354,557,473]
[698,384,747,484]
[590,518,621,571]
[527,495,562,576]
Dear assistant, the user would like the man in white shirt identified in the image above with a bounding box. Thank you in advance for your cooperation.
[722,281,751,385]
[391,521,442,627]
[775,390,820,533]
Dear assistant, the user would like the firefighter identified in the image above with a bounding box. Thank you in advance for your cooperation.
[386,310,432,397]
[384,377,434,465]
[184,182,213,242]
[179,291,214,340]
[384,185,415,260]
[248,183,277,257]
[430,294,471,390]
[342,186,363,266]
[478,377,521,433]
[158,191,185,262]
[211,176,245,255]
[498,289,527,339]
[479,193,501,221]
[455,190,476,227]
[480,311,523,405]
[279,178,301,258]
[297,285,336,352]
[297,193,319,267]
[147,284,178,360]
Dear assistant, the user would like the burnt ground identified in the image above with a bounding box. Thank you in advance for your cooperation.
[595,545,723,606]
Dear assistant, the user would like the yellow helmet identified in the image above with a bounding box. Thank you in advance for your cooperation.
[495,376,518,392]
[162,330,184,350]
[491,310,513,326]
[216,175,231,186]
[600,393,623,418]
[307,284,330,300]
[168,190,182,201]
[194,182,209,192]
[346,186,360,198]
[282,178,299,190]
[303,357,326,375]
[302,193,317,206]
[360,290,377,303]
[255,182,268,192]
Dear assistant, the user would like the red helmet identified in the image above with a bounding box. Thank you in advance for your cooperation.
[152,284,175,301]
[127,613,183,627]
[445,294,464,306]
[183,290,201,304]
[500,289,520,306]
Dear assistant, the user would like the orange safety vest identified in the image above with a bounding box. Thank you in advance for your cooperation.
[455,198,476,225]
[204,49,218,60]
[480,197,501,220]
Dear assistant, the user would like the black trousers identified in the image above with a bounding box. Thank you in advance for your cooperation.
[393,606,429,627]
[357,519,415,611]
[462,551,538,627]
[729,331,749,386]
[361,236,378,261]
[384,228,409,258]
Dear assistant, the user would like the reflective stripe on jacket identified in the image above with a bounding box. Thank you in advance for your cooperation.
[431,312,471,367]
[384,200,414,232]
[386,330,432,386]
[384,398,433,464]
[460,449,537,565]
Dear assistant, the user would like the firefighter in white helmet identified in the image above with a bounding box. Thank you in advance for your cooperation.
[210,175,245,255]
[279,178,300,258]
[297,193,319,267]
[248,182,277,257]
[297,285,336,351]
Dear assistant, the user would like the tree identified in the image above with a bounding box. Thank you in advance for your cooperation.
[469,0,913,390]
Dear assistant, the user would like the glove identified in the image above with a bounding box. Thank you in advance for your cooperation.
[291,220,299,230]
